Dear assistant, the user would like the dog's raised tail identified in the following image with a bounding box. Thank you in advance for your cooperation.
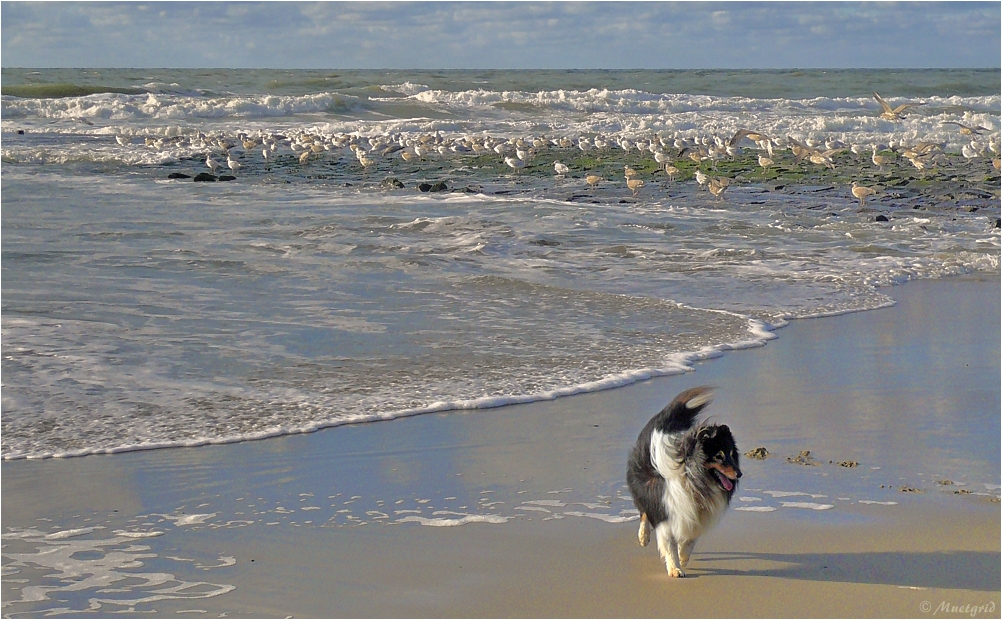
[658,386,714,433]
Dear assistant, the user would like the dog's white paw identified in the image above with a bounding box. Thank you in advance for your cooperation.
[667,566,686,578]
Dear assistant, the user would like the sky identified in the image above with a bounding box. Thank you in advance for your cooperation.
[1,1,999,69]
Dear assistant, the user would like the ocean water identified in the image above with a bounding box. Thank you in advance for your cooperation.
[2,68,1000,460]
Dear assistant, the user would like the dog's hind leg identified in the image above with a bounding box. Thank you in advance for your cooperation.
[654,522,685,578]
[637,513,650,547]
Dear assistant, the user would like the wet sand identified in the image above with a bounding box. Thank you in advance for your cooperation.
[3,275,999,617]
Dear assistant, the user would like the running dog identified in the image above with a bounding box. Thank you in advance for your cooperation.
[626,386,741,577]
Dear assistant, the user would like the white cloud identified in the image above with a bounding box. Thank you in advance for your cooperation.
[0,1,998,69]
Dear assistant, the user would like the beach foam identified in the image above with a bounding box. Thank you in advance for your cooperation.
[1,526,235,615]
[397,514,511,527]
[2,68,999,461]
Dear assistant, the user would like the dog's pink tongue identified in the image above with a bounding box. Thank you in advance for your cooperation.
[719,472,734,491]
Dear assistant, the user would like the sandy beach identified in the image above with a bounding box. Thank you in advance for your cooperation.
[3,10,1000,620]
[3,275,999,618]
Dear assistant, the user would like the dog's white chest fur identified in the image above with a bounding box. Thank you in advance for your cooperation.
[650,429,727,542]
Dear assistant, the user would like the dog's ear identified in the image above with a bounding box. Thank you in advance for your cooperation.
[697,426,717,441]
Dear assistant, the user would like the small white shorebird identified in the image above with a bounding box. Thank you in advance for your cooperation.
[504,156,525,174]
[227,152,242,172]
[729,128,773,147]
[694,169,709,190]
[585,174,602,190]
[904,153,930,171]
[626,177,644,197]
[663,164,679,182]
[961,141,982,161]
[851,182,876,207]
[553,161,570,176]
[941,121,990,136]
[115,135,130,147]
[708,176,729,200]
[871,145,891,172]
[206,154,221,173]
[873,92,923,121]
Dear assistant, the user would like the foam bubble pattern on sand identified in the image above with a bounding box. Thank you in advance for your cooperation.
[397,514,510,527]
[0,527,235,616]
[563,511,639,523]
[763,490,829,499]
[780,501,835,510]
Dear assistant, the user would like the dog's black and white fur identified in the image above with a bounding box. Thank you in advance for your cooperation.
[626,386,741,577]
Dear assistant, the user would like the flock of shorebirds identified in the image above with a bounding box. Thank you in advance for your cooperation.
[129,92,999,207]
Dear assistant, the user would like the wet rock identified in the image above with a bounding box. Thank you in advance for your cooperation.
[958,188,993,199]
[786,450,820,466]
[529,239,561,247]
[994,218,1001,229]
[417,182,432,192]
[382,177,405,189]
[218,175,236,181]
[167,172,191,179]
[193,173,217,182]
[744,447,770,460]
[429,181,449,192]
[875,214,889,222]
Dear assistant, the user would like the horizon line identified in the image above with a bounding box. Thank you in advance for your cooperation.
[4,66,1001,71]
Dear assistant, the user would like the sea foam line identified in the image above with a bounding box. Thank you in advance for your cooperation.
[5,311,780,461]
[6,271,948,463]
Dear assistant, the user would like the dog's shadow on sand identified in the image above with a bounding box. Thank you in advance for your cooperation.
[691,550,1000,591]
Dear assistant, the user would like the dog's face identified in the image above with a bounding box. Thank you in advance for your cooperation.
[697,424,742,493]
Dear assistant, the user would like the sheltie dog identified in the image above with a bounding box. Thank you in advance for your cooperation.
[626,386,741,577]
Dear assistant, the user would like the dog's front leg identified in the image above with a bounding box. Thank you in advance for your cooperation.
[678,539,696,568]
[666,537,686,578]
[637,513,650,547]
[655,523,685,577]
